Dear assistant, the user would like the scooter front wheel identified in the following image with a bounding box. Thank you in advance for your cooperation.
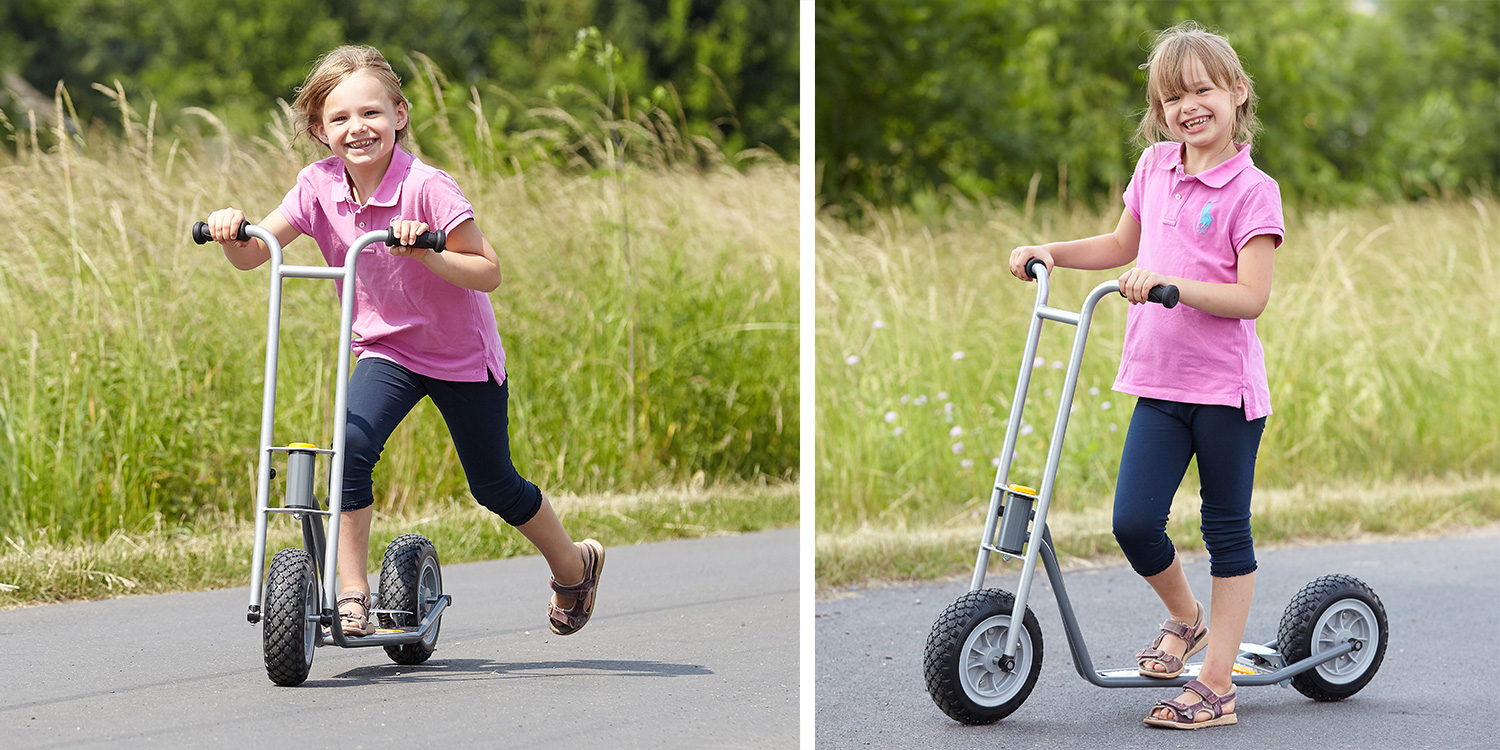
[1277,573,1388,701]
[924,588,1043,724]
[377,533,443,665]
[263,547,319,686]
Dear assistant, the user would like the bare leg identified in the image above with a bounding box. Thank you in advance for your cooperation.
[1139,556,1202,674]
[1151,571,1255,721]
[514,495,587,608]
[337,506,374,595]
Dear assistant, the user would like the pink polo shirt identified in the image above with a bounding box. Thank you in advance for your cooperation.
[1117,142,1284,420]
[279,145,506,383]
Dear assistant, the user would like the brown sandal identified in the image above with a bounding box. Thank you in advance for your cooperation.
[337,590,376,636]
[1144,679,1237,729]
[1136,601,1208,678]
[548,539,605,636]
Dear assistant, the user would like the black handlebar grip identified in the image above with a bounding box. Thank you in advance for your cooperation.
[1147,284,1180,309]
[192,220,250,244]
[1024,258,1046,280]
[385,227,446,253]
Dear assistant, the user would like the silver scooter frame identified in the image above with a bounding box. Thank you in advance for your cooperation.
[973,262,1355,687]
[233,223,450,650]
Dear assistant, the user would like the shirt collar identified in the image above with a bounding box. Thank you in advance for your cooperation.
[1159,142,1254,188]
[331,144,413,207]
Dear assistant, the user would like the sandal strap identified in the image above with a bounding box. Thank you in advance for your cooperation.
[549,544,600,598]
[1152,698,1196,721]
[1183,679,1234,709]
[1135,648,1181,671]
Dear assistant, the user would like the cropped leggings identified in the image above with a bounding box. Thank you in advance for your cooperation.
[339,357,543,527]
[1112,397,1265,579]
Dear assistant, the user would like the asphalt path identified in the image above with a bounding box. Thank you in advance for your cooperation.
[816,526,1499,749]
[0,528,797,749]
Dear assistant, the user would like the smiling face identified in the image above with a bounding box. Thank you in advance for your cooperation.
[312,71,409,174]
[1159,54,1247,157]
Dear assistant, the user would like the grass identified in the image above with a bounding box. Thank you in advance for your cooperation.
[0,87,797,545]
[0,480,797,608]
[816,196,1500,589]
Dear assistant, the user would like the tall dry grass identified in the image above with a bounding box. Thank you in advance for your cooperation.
[817,196,1500,585]
[0,85,798,543]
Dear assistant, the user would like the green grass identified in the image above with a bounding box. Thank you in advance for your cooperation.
[0,480,797,608]
[816,197,1500,588]
[0,92,797,544]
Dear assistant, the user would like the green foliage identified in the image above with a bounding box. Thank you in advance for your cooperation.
[816,197,1500,541]
[0,98,797,542]
[0,0,798,161]
[817,0,1499,210]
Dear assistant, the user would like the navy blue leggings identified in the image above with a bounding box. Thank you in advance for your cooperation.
[1112,397,1265,579]
[340,357,542,526]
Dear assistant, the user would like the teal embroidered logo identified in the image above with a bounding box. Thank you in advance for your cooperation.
[1197,200,1219,234]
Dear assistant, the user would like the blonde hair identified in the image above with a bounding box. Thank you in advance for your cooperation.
[291,45,409,147]
[1135,22,1260,150]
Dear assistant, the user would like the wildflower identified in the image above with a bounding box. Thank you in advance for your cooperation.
[1109,423,1118,432]
[1052,360,1064,369]
[952,441,965,455]
[893,426,904,436]
[943,402,954,414]
[961,459,974,469]
[884,411,898,424]
[949,425,963,437]
[873,319,887,329]
[952,351,965,360]
[1033,355,1045,369]
[846,355,860,366]
[992,457,1002,468]
[914,394,928,406]
[937,391,949,401]
[1101,401,1112,410]
[901,394,910,404]
[1088,387,1100,396]
[1020,423,1033,436]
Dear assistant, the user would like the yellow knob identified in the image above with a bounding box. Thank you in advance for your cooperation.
[1007,484,1038,497]
[288,442,318,450]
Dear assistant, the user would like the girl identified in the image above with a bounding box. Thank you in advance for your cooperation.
[205,45,605,639]
[1008,22,1283,729]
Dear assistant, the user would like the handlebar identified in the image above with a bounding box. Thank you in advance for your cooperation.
[1024,258,1179,309]
[191,221,445,253]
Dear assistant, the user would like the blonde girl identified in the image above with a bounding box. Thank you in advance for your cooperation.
[205,45,605,639]
[1009,22,1283,729]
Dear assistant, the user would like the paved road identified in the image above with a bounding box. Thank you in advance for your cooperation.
[1,529,797,749]
[817,527,1499,749]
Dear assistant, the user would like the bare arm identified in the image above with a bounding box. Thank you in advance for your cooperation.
[1119,233,1277,319]
[1009,208,1142,280]
[390,218,501,293]
[207,208,301,270]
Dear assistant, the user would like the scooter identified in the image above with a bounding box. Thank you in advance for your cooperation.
[923,260,1388,724]
[192,220,454,686]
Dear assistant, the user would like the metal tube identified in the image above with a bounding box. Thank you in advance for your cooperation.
[321,230,388,607]
[246,225,284,617]
[971,270,1051,592]
[999,278,1119,661]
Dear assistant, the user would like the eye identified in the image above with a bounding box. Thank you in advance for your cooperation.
[365,110,380,117]
[1165,95,1180,103]
[1198,87,1211,95]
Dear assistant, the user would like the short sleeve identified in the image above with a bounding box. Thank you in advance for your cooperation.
[278,171,314,237]
[419,170,475,233]
[1231,178,1285,253]
[1121,146,1158,224]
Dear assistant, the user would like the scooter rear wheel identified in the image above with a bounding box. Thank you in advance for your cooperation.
[1277,573,1388,701]
[377,533,443,665]
[924,588,1043,724]
[263,547,319,686]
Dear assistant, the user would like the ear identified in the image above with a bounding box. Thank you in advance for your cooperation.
[311,122,330,147]
[395,100,410,132]
[1234,78,1249,108]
